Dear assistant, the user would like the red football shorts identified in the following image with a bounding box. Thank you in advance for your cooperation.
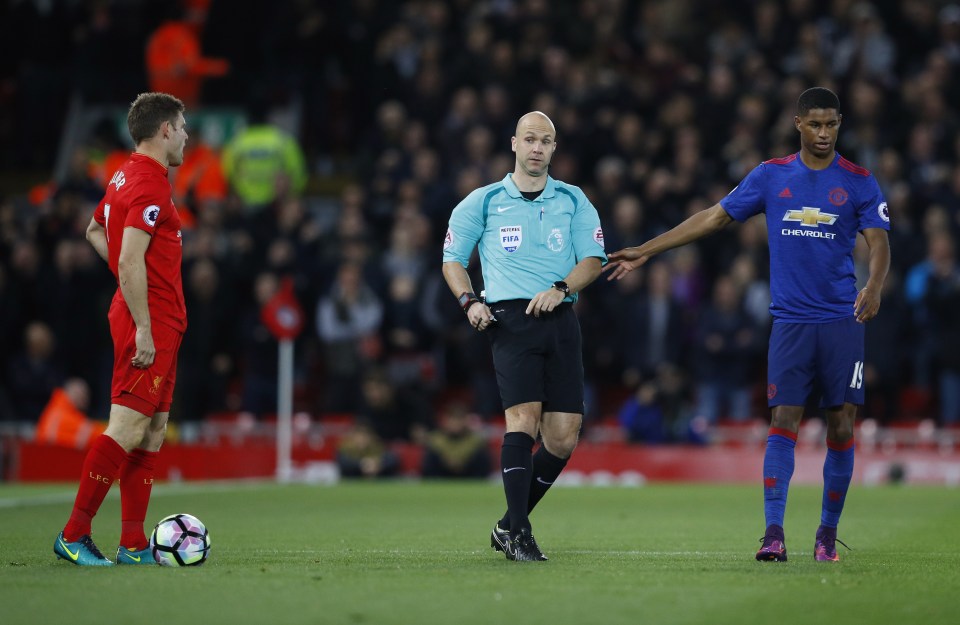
[109,301,183,417]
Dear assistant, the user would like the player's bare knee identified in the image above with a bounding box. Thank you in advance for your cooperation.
[770,407,802,432]
[505,404,541,437]
[140,414,169,451]
[543,435,578,459]
[832,424,854,442]
[138,423,166,451]
[540,423,580,458]
[826,405,856,441]
[827,417,855,442]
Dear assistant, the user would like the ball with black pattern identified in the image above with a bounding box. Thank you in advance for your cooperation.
[150,513,211,566]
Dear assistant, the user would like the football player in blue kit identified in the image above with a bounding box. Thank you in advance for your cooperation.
[605,87,890,562]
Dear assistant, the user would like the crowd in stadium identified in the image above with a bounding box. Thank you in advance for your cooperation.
[2,0,960,443]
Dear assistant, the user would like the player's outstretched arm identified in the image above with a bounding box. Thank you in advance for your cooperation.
[604,203,733,280]
[85,217,108,262]
[854,227,891,323]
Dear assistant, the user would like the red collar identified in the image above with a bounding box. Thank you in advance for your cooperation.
[130,152,169,174]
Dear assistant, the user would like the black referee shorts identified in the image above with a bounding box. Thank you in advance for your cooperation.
[486,299,584,414]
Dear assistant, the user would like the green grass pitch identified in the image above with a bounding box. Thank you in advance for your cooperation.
[1,481,957,625]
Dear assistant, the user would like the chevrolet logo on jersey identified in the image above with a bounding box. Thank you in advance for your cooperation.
[781,207,838,240]
[782,207,838,227]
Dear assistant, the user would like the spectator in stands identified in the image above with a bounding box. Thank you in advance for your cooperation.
[145,2,228,107]
[356,366,430,443]
[336,420,400,479]
[59,147,105,204]
[177,258,234,420]
[315,261,383,413]
[693,274,761,424]
[422,402,491,479]
[618,379,667,444]
[925,233,960,425]
[380,272,432,385]
[863,270,908,424]
[729,253,772,330]
[6,321,63,421]
[238,271,281,416]
[613,261,685,385]
[604,194,649,254]
[221,107,307,211]
[410,147,458,236]
[36,377,106,448]
[360,100,409,186]
[833,2,897,86]
[37,240,103,387]
[905,229,954,387]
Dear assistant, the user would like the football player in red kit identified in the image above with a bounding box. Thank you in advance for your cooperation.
[54,92,188,566]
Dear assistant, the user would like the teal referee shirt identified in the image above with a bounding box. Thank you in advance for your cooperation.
[443,173,607,303]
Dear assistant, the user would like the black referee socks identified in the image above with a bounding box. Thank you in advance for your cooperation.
[500,431,535,534]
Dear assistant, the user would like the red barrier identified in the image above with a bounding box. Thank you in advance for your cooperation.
[13,441,279,482]
[11,439,960,485]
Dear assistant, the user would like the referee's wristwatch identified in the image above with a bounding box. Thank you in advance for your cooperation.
[458,291,481,314]
[552,281,570,296]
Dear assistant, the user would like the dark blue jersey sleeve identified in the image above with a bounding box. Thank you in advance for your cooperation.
[855,175,891,232]
[720,164,767,223]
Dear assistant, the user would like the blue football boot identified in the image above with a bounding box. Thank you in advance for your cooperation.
[116,545,156,565]
[54,532,114,566]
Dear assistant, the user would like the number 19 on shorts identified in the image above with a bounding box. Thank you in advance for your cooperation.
[850,361,864,389]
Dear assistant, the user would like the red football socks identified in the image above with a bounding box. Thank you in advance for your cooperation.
[63,435,128,541]
[119,448,159,550]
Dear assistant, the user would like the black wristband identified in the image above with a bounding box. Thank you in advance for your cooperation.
[458,291,480,313]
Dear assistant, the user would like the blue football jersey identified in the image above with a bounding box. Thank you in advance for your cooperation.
[720,152,890,322]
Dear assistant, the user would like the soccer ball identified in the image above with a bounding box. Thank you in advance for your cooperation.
[150,513,211,566]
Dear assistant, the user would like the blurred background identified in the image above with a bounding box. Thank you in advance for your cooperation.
[1,0,959,483]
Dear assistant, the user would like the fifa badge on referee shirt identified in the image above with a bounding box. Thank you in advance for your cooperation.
[500,226,522,252]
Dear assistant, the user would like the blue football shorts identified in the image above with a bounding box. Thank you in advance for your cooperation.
[766,317,865,408]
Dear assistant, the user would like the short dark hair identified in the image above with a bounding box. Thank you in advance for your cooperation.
[127,92,185,144]
[797,87,840,116]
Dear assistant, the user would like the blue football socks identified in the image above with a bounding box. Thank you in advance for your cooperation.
[763,428,798,528]
[821,437,855,528]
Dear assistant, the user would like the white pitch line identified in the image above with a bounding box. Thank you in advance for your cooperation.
[236,549,746,557]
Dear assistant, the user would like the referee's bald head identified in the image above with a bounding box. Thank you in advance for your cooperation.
[515,111,556,138]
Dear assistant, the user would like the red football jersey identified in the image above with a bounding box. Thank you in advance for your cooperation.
[94,153,187,332]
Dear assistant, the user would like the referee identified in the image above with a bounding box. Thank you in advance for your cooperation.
[442,111,607,561]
